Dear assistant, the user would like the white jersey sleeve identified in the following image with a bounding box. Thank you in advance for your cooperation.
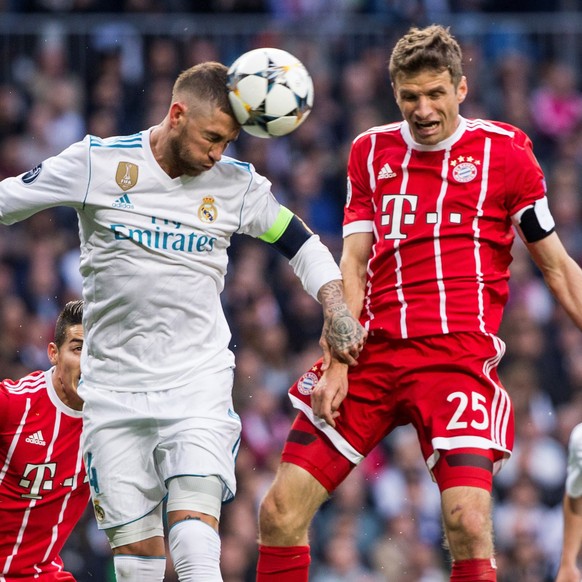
[233,165,282,239]
[0,138,90,224]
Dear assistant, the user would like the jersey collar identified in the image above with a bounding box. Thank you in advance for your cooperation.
[45,369,83,418]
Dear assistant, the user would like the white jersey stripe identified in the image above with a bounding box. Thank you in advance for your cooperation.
[365,199,380,328]
[465,118,515,138]
[42,437,84,564]
[289,393,364,464]
[434,149,451,334]
[362,135,379,328]
[3,502,36,575]
[0,398,36,577]
[5,375,45,395]
[394,240,407,338]
[367,133,377,193]
[396,147,413,338]
[0,398,31,486]
[40,411,65,564]
[353,122,401,146]
[484,335,509,449]
[473,137,492,333]
[343,220,373,236]
[430,435,511,462]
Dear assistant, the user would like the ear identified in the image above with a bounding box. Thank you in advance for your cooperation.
[457,75,468,104]
[47,342,58,366]
[169,101,187,127]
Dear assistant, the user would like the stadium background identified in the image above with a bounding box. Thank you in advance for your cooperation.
[1,1,582,580]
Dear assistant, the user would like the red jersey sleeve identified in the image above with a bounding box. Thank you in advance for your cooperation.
[344,131,376,234]
[499,123,547,216]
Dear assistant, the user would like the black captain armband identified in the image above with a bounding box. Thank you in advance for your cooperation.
[259,207,313,259]
[512,197,556,243]
[260,206,342,299]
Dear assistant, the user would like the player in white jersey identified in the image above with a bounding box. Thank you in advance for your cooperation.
[0,62,366,581]
[556,423,582,582]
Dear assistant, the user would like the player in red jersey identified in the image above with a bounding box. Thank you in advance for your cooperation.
[256,25,582,582]
[0,300,88,581]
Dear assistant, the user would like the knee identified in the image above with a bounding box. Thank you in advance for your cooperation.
[443,501,493,560]
[258,486,311,543]
[445,504,490,541]
[259,487,297,532]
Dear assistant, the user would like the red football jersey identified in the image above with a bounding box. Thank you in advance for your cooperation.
[344,117,548,338]
[0,370,89,581]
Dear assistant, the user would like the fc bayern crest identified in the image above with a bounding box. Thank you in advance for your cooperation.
[198,196,218,223]
[450,156,480,183]
[297,371,319,395]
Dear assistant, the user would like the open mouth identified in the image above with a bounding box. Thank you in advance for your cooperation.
[415,120,439,131]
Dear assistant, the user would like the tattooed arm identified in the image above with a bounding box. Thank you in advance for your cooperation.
[312,232,372,427]
[318,232,372,363]
[318,278,366,368]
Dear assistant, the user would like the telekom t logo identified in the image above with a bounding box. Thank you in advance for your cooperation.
[19,463,57,499]
[381,194,418,239]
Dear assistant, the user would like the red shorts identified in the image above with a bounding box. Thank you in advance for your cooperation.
[283,332,513,493]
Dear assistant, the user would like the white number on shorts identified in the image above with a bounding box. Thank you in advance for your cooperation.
[446,391,489,431]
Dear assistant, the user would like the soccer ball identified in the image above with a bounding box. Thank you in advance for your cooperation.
[227,47,314,138]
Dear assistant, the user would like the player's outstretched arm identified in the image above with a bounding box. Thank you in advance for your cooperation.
[527,232,582,330]
[317,231,373,369]
[317,279,366,369]
[260,206,366,367]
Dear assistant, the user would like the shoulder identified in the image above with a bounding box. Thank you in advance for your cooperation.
[87,132,146,151]
[1,371,47,397]
[0,371,47,421]
[213,155,272,193]
[352,121,403,147]
[215,155,255,176]
[464,118,531,145]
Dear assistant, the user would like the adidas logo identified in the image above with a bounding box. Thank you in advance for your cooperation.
[112,193,134,209]
[378,163,396,180]
[25,431,46,446]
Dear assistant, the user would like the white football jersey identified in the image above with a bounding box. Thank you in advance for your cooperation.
[0,129,282,391]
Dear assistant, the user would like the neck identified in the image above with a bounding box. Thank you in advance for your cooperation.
[150,122,178,178]
[51,369,83,411]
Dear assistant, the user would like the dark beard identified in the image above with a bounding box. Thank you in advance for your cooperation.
[168,134,203,177]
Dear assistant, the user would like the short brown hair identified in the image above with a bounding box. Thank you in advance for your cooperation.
[54,300,83,348]
[172,61,233,116]
[389,25,464,86]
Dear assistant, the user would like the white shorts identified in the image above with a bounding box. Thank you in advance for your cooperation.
[566,422,582,498]
[80,368,241,529]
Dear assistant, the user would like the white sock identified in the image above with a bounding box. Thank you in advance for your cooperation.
[113,555,166,581]
[169,519,222,581]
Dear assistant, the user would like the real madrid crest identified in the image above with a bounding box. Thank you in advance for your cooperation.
[450,155,480,183]
[115,162,139,191]
[198,196,218,223]
[93,500,105,522]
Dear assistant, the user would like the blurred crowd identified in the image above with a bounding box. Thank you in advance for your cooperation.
[1,3,582,582]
